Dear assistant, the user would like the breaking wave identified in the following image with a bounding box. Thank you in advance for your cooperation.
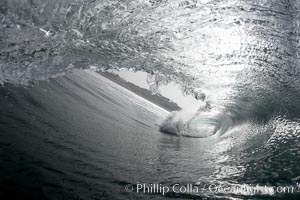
[1,1,300,198]
[1,0,300,137]
[159,107,236,138]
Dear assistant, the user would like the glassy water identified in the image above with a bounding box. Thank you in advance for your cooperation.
[0,70,299,200]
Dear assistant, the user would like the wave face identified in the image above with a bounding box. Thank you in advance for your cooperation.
[1,1,300,198]
[0,70,300,200]
[2,0,300,136]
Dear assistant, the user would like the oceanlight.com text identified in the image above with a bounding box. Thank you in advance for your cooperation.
[125,183,300,196]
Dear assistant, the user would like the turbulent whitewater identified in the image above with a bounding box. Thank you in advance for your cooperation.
[1,0,300,199]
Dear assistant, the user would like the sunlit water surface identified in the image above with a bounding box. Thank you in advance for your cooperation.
[0,70,299,200]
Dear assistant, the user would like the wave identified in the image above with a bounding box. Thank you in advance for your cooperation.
[1,1,299,83]
[159,107,236,138]
[1,0,300,138]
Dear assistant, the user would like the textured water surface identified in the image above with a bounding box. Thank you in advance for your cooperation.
[1,0,300,199]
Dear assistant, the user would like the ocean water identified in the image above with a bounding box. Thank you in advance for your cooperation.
[0,70,170,199]
[1,0,300,199]
[0,70,299,200]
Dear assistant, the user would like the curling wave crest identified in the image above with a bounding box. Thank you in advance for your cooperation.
[1,0,300,137]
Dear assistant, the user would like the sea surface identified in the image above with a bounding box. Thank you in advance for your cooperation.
[0,70,299,200]
[1,0,300,199]
[0,70,168,199]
